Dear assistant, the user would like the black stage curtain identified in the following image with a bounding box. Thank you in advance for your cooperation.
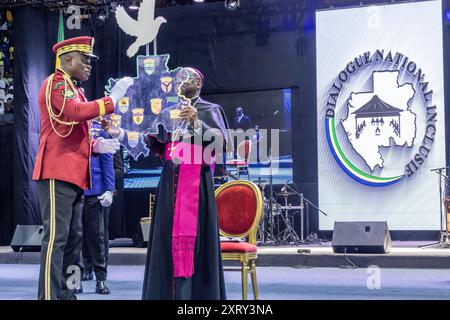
[12,7,56,231]
[0,125,14,245]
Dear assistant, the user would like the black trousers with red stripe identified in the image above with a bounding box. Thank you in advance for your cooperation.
[36,179,83,300]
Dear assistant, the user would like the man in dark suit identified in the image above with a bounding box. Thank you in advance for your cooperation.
[108,147,125,240]
[232,107,253,158]
[81,120,115,294]
[232,107,253,131]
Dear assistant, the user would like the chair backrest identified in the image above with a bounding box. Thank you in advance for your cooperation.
[215,180,263,244]
[237,140,252,162]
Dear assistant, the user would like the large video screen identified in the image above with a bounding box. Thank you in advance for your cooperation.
[126,88,294,188]
[204,88,293,185]
[316,0,446,230]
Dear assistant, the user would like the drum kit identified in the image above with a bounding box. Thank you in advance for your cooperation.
[252,177,305,245]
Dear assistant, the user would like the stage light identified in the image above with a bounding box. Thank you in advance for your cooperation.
[446,10,450,21]
[97,8,107,25]
[193,0,205,3]
[129,1,140,10]
[224,0,240,11]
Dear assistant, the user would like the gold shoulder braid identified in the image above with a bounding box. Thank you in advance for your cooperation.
[45,73,80,138]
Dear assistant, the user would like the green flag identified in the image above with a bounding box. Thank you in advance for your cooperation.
[55,10,64,69]
[57,10,64,42]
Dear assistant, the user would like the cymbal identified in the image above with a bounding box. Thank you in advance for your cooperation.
[276,191,296,197]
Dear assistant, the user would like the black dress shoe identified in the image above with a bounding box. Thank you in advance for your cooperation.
[81,271,93,281]
[95,281,111,295]
[74,283,83,294]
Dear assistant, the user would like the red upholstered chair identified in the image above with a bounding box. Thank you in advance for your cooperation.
[215,180,263,300]
[226,140,252,180]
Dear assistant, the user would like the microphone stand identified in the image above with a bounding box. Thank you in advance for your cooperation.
[420,167,450,249]
[284,183,327,244]
[267,147,276,245]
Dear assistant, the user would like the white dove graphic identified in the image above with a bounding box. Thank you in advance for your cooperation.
[115,0,167,57]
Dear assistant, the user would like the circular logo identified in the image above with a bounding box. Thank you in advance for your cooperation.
[324,50,437,187]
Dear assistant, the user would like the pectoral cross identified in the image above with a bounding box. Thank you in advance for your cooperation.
[169,142,176,158]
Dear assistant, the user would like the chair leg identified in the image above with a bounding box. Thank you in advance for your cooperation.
[250,261,259,300]
[241,261,248,300]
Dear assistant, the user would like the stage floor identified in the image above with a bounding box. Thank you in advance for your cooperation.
[2,241,450,300]
[2,241,450,269]
[1,264,450,300]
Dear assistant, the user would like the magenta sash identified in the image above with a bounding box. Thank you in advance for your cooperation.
[165,141,209,278]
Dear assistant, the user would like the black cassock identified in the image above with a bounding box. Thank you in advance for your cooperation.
[141,98,229,300]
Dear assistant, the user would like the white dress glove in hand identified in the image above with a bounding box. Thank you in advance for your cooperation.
[98,190,114,207]
[93,137,120,154]
[110,77,134,106]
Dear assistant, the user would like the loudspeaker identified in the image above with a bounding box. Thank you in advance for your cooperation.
[10,225,44,252]
[332,221,391,254]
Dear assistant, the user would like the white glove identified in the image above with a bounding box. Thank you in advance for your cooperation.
[93,137,120,154]
[110,77,134,106]
[98,191,114,207]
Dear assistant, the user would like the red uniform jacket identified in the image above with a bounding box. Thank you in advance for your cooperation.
[32,69,115,190]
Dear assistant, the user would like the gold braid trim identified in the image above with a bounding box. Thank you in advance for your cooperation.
[45,73,80,138]
[56,44,92,56]
[97,99,106,116]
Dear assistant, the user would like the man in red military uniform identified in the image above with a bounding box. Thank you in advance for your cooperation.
[32,36,133,300]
